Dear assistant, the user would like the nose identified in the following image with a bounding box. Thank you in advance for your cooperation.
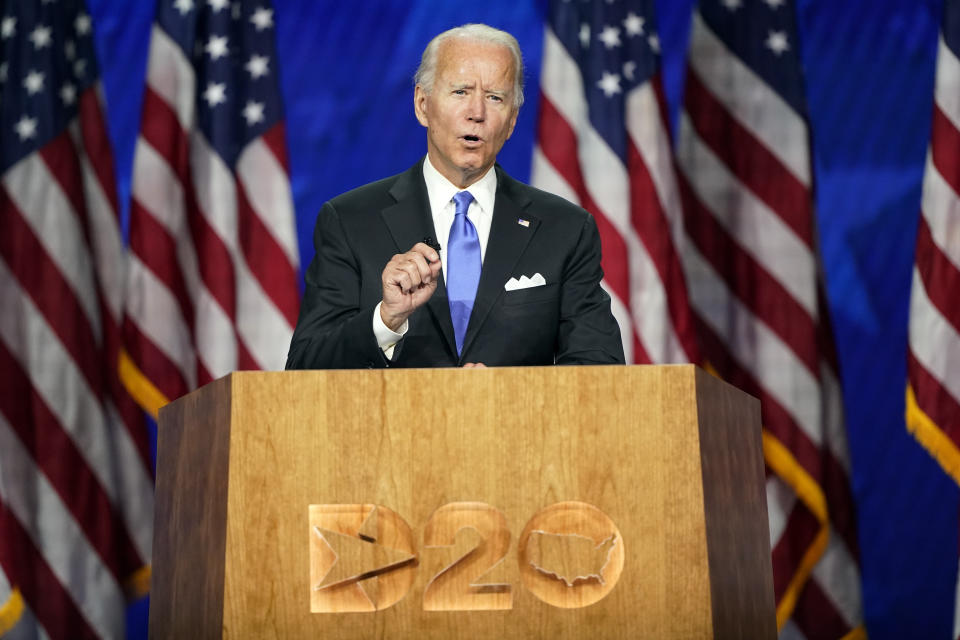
[466,93,485,122]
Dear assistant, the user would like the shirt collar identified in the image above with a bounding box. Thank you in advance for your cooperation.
[422,155,498,215]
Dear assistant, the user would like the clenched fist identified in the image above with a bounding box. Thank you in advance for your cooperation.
[380,242,442,331]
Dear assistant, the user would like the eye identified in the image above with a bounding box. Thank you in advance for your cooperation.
[453,89,466,96]
[487,94,503,102]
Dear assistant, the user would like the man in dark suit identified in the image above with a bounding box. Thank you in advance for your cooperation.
[286,24,624,369]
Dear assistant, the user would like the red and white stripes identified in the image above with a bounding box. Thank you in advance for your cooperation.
[122,25,300,413]
[0,85,153,639]
[907,33,960,487]
[676,11,862,638]
[532,27,698,365]
[907,30,960,640]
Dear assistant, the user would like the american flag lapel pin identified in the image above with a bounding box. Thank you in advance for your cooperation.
[517,218,530,227]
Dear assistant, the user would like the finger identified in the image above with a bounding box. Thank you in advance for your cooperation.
[396,260,424,291]
[388,269,414,293]
[403,252,435,283]
[385,256,424,292]
[411,242,441,266]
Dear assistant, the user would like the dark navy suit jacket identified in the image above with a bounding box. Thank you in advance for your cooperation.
[286,160,624,368]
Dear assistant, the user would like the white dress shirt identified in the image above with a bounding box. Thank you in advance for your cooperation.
[373,156,498,357]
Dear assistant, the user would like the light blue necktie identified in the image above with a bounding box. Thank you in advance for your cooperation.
[446,191,480,355]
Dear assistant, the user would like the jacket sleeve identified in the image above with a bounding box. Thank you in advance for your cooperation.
[555,213,626,365]
[285,202,390,370]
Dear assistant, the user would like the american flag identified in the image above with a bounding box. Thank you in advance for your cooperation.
[0,1,154,637]
[531,0,699,365]
[907,0,960,636]
[120,0,300,415]
[675,0,863,637]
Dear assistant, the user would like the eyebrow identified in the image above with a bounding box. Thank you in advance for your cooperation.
[448,82,510,98]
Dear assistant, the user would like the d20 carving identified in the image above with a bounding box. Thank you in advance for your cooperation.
[309,504,417,613]
[517,501,624,608]
[422,502,512,611]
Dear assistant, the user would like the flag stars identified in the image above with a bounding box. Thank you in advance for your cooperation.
[598,25,621,49]
[203,81,227,107]
[764,0,786,8]
[242,100,265,125]
[75,13,91,36]
[15,116,38,141]
[623,13,645,37]
[232,2,242,19]
[208,0,230,11]
[765,30,789,55]
[205,35,229,60]
[596,71,622,97]
[623,60,636,81]
[579,23,590,48]
[250,7,274,31]
[60,83,77,105]
[30,25,52,49]
[721,0,743,10]
[1,16,15,39]
[648,34,660,53]
[24,70,45,95]
[74,58,87,77]
[245,54,269,79]
[173,0,194,15]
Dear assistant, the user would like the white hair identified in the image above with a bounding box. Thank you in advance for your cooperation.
[414,23,525,109]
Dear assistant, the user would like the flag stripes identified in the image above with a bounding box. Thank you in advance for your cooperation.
[685,10,810,185]
[0,417,120,640]
[122,1,299,418]
[532,2,699,367]
[0,127,153,630]
[0,165,154,561]
[0,4,154,635]
[907,25,960,485]
[681,72,813,246]
[534,94,644,361]
[0,494,99,640]
[0,338,140,583]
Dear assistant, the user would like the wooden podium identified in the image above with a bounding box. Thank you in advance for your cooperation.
[150,365,775,639]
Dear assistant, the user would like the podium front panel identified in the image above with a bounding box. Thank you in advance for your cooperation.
[152,365,774,639]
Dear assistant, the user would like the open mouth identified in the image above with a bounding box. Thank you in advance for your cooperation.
[462,135,481,143]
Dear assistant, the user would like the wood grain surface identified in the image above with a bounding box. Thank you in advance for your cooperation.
[151,365,775,639]
[151,375,232,638]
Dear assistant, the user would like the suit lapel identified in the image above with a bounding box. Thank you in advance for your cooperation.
[461,168,540,357]
[380,160,457,356]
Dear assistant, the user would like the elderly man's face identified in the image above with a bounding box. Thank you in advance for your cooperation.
[415,38,519,188]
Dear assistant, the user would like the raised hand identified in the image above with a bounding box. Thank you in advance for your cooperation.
[380,242,443,331]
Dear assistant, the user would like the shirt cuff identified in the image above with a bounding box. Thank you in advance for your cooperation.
[373,301,408,360]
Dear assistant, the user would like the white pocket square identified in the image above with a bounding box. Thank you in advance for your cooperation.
[504,273,547,291]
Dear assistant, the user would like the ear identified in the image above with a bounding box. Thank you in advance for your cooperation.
[414,85,429,128]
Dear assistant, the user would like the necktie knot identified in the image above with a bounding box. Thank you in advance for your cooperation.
[453,190,474,217]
